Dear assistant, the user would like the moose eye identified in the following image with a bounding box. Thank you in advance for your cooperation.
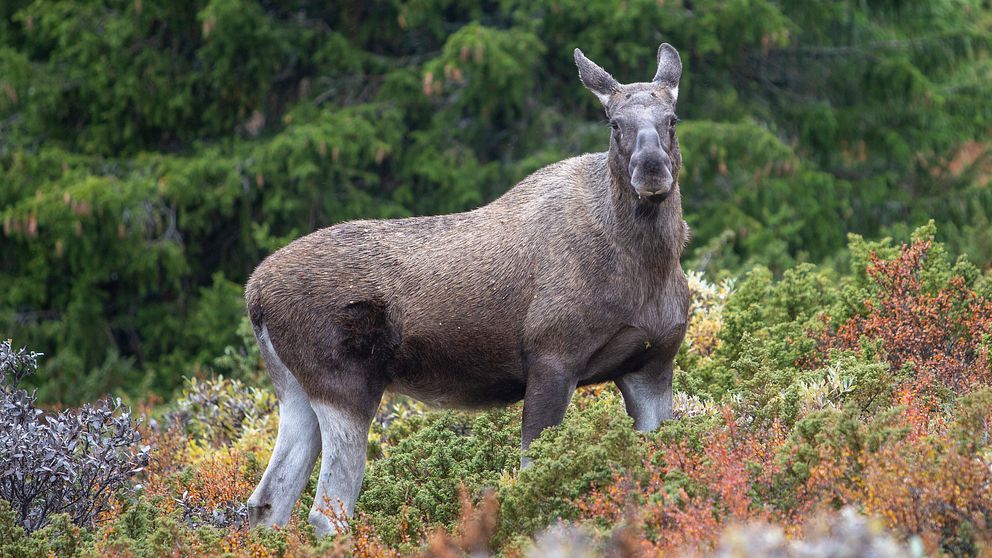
[670,115,680,128]
[610,121,620,132]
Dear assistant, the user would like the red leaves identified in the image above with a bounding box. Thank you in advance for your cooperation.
[575,238,992,554]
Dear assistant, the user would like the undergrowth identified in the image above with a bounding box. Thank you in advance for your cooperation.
[2,223,990,557]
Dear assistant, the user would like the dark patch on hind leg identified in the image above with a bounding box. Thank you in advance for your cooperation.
[337,299,400,364]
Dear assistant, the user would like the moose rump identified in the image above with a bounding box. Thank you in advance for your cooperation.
[243,206,540,533]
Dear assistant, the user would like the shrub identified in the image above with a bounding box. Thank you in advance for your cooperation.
[810,232,992,396]
[0,341,41,385]
[209,315,265,382]
[368,394,429,460]
[357,408,519,547]
[680,264,834,401]
[170,447,253,530]
[497,388,643,543]
[0,340,150,532]
[0,498,84,558]
[856,436,992,556]
[165,375,275,446]
[578,407,787,554]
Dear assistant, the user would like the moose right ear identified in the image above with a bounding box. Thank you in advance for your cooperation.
[574,48,621,107]
[652,43,682,101]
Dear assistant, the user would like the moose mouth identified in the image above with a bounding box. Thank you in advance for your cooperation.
[630,161,673,204]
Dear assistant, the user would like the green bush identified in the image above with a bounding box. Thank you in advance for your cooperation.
[497,389,643,543]
[4,0,991,401]
[166,375,275,446]
[357,408,519,547]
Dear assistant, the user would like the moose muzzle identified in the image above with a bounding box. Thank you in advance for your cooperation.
[629,128,674,203]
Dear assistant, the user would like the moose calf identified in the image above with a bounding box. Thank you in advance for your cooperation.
[246,43,689,536]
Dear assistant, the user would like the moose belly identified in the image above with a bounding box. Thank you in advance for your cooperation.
[386,330,527,409]
[579,326,659,385]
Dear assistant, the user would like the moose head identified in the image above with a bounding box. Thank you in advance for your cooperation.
[575,44,683,203]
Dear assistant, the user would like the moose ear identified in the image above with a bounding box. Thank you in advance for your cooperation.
[574,48,621,107]
[652,43,682,101]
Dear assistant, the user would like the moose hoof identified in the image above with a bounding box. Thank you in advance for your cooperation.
[308,509,345,538]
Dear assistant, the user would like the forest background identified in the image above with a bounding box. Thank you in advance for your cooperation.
[1,0,990,403]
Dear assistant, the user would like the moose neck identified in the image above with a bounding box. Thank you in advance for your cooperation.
[595,149,686,270]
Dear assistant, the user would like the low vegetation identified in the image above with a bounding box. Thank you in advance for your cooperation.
[2,224,989,557]
[0,340,149,534]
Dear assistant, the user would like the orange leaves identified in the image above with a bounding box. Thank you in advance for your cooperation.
[417,488,499,558]
[176,448,256,517]
[811,237,992,408]
[858,438,992,554]
[578,409,788,554]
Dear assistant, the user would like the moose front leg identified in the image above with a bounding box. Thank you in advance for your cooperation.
[615,358,674,431]
[520,355,577,467]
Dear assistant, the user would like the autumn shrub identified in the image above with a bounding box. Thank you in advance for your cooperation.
[169,447,256,529]
[415,489,500,558]
[948,387,992,454]
[680,271,735,366]
[576,407,787,554]
[857,435,992,555]
[4,223,992,557]
[83,493,276,558]
[136,408,275,533]
[811,224,992,398]
[0,340,150,532]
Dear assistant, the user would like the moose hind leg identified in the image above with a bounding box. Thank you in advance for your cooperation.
[247,327,321,528]
[307,397,380,537]
[615,359,674,431]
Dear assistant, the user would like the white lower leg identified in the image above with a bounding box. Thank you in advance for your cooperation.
[247,325,321,527]
[616,362,674,432]
[307,401,372,537]
[248,395,320,526]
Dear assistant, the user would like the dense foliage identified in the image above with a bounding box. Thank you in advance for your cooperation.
[2,0,990,402]
[2,1,991,556]
[1,225,990,556]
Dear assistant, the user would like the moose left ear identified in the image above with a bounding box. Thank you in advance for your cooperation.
[574,48,621,107]
[652,43,682,101]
